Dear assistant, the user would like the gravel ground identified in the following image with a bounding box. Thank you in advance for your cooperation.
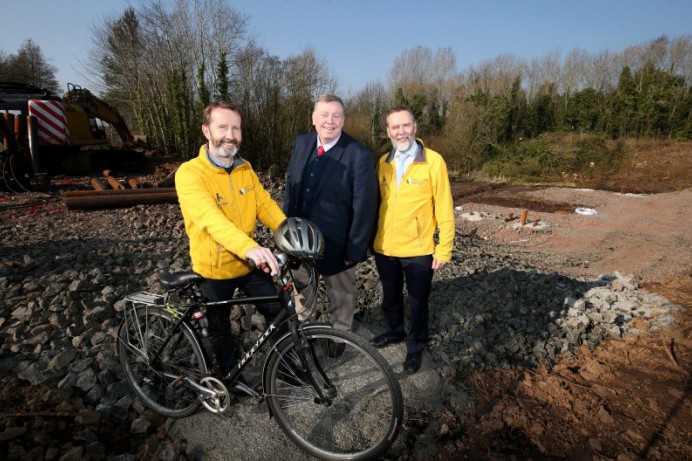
[0,181,688,460]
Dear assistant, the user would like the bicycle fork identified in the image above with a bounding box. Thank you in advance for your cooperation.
[290,324,338,404]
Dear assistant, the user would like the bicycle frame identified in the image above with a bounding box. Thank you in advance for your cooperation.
[126,256,336,404]
[205,291,337,403]
[119,253,405,459]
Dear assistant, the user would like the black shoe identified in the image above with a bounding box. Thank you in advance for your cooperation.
[403,352,422,374]
[327,339,346,358]
[370,333,405,349]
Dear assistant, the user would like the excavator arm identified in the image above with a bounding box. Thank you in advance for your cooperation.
[62,84,134,145]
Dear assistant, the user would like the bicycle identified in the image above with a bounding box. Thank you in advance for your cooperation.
[116,218,404,460]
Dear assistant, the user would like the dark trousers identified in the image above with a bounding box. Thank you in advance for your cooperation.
[199,270,281,374]
[374,253,433,354]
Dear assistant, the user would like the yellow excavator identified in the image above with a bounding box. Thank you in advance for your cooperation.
[61,83,135,147]
[0,81,145,190]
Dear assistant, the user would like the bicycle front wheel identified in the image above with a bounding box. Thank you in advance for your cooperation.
[265,327,403,460]
[117,305,207,418]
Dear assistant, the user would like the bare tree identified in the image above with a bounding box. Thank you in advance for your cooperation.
[0,50,9,76]
[440,84,498,173]
[282,47,337,136]
[230,45,335,169]
[389,46,430,91]
[462,54,524,96]
[588,51,618,92]
[668,35,692,82]
[89,0,250,156]
[347,80,389,152]
[232,43,284,167]
[525,51,561,99]
[561,49,593,95]
[389,46,457,98]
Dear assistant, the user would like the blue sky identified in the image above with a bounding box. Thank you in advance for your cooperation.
[2,0,691,96]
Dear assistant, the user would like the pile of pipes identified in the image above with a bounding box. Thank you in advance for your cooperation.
[63,170,177,210]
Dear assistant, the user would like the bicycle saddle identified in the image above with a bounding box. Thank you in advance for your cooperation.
[159,271,202,289]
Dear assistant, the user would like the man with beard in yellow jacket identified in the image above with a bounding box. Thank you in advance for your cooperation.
[175,101,286,390]
[370,106,454,374]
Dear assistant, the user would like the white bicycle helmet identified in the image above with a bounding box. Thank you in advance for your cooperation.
[274,217,325,260]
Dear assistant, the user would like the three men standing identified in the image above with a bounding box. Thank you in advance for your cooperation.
[177,97,453,377]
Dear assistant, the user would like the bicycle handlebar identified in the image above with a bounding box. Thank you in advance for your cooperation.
[247,252,288,270]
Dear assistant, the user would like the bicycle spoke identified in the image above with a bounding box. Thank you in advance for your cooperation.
[118,305,207,418]
[266,327,403,460]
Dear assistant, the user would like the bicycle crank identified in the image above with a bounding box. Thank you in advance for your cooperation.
[199,377,230,413]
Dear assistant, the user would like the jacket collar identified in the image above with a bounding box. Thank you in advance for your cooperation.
[385,138,426,163]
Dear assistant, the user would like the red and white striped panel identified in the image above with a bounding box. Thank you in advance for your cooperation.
[28,99,70,145]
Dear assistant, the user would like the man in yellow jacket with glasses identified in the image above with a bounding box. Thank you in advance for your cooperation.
[371,106,455,374]
[175,101,286,388]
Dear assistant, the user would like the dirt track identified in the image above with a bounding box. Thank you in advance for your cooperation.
[452,184,692,283]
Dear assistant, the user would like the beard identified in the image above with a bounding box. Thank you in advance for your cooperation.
[210,138,239,158]
[390,135,413,152]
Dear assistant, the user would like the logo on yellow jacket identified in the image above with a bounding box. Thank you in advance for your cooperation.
[215,193,228,206]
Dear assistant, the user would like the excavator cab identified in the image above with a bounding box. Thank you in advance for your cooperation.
[62,83,134,147]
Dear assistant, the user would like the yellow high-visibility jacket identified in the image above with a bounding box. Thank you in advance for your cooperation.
[373,139,454,261]
[175,145,286,279]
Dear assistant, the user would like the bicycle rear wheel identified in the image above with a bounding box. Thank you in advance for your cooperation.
[117,304,207,418]
[265,327,403,460]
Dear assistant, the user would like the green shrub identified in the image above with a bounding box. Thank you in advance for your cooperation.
[479,138,563,183]
[475,134,627,184]
[569,135,623,172]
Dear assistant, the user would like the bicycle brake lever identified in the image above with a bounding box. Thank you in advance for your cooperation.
[275,252,288,267]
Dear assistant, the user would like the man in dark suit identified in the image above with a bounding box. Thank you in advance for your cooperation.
[284,94,377,355]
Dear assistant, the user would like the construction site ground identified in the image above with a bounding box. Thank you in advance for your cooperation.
[445,172,691,458]
[1,140,690,460]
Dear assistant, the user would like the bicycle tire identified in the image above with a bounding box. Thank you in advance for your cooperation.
[117,305,207,418]
[265,327,403,460]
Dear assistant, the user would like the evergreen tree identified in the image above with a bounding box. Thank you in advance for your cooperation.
[216,51,229,101]
[393,87,408,107]
[0,39,59,93]
[525,93,554,137]
[504,77,526,141]
[612,66,637,137]
[100,8,144,140]
[198,62,210,110]
[559,88,601,132]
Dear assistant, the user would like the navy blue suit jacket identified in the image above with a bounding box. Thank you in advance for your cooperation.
[284,131,377,276]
